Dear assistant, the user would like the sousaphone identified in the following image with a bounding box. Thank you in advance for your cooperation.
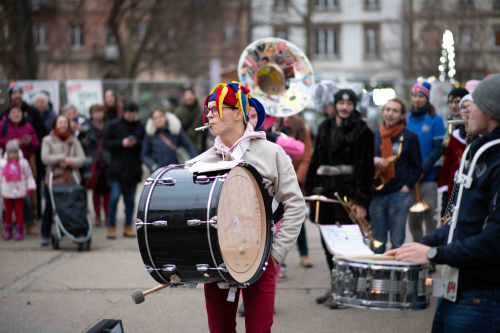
[238,37,315,117]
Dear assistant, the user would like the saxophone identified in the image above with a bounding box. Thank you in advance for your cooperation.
[373,135,404,191]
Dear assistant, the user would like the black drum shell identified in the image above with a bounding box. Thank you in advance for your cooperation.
[136,164,273,286]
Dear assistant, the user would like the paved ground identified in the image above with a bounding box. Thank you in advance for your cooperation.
[0,188,438,333]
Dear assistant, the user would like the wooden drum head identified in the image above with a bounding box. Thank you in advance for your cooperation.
[217,166,267,283]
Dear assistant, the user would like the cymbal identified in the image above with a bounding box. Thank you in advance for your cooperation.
[303,195,339,203]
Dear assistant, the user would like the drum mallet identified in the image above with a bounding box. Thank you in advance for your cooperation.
[131,284,167,304]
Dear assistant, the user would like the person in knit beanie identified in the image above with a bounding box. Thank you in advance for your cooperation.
[1,140,36,241]
[406,80,446,242]
[471,74,500,123]
[385,74,500,332]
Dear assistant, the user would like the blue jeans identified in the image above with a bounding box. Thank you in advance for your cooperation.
[432,290,500,332]
[108,181,137,227]
[369,191,410,254]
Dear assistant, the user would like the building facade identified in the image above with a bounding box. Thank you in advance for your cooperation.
[250,0,404,89]
[0,0,250,81]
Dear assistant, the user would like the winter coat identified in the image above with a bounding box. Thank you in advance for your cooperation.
[2,101,48,143]
[78,120,110,193]
[41,132,86,183]
[174,101,204,152]
[421,125,500,292]
[190,138,306,264]
[40,105,56,132]
[373,127,422,195]
[141,112,198,171]
[0,150,36,199]
[0,119,40,160]
[103,117,145,185]
[437,127,467,194]
[291,127,312,191]
[305,113,375,224]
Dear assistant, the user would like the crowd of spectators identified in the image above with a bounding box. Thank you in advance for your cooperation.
[2,83,201,243]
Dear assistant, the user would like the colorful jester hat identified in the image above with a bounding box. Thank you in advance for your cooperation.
[204,81,266,131]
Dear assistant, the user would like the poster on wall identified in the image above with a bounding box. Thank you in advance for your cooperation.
[65,80,103,117]
[17,80,60,115]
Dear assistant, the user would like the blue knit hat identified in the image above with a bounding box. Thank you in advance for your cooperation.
[8,82,22,97]
[411,81,431,100]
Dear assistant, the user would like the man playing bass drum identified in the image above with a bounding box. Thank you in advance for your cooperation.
[189,82,305,333]
[385,75,500,332]
[304,89,375,308]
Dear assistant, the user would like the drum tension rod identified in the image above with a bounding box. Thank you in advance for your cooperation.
[187,217,217,227]
[145,264,177,273]
[196,264,228,273]
[135,219,167,227]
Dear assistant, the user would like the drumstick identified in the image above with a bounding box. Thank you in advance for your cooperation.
[131,284,167,304]
[195,123,211,131]
[334,255,396,260]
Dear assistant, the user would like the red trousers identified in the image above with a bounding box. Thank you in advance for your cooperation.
[93,192,110,216]
[204,258,277,333]
[4,198,24,226]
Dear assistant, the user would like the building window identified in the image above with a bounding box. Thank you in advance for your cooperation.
[105,24,116,44]
[314,0,338,10]
[70,24,84,49]
[313,27,339,58]
[493,26,500,51]
[364,0,379,10]
[134,22,148,45]
[274,0,287,11]
[458,26,475,50]
[423,29,440,51]
[274,27,288,40]
[423,0,440,8]
[494,0,500,10]
[458,0,474,8]
[33,23,48,50]
[364,25,380,59]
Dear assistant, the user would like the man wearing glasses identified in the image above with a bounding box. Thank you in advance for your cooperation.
[187,82,305,333]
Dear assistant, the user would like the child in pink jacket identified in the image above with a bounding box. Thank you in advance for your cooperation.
[1,140,36,240]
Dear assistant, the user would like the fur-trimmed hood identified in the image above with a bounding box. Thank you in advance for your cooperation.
[146,112,182,136]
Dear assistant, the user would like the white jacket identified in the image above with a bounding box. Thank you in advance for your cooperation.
[0,150,36,199]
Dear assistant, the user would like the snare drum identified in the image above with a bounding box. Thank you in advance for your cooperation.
[331,258,432,310]
[136,163,273,288]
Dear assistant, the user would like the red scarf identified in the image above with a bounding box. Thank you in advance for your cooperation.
[53,129,71,141]
[379,123,404,184]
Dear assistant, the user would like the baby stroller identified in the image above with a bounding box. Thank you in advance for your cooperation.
[48,169,92,251]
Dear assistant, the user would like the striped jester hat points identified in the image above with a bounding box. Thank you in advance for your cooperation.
[204,81,266,130]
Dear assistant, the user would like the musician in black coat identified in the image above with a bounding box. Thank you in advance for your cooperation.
[305,89,375,307]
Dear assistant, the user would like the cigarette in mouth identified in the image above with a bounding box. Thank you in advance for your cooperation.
[195,123,211,131]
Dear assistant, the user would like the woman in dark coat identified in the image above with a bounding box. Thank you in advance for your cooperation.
[141,108,198,172]
[79,104,111,226]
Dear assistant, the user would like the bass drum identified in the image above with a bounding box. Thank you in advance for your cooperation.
[136,163,273,287]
